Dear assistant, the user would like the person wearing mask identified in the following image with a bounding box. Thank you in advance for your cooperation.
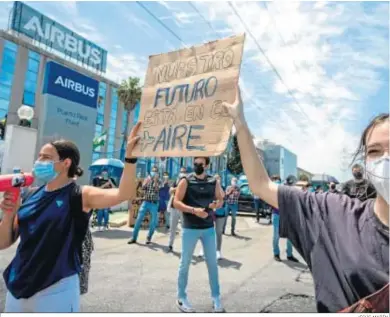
[341,164,376,202]
[0,123,140,312]
[328,182,339,194]
[159,172,171,229]
[128,166,161,245]
[223,177,240,236]
[315,185,324,194]
[173,157,225,313]
[271,175,299,263]
[166,167,187,253]
[92,169,117,231]
[223,89,389,312]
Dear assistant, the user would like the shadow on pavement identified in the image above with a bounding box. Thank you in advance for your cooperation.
[282,259,308,271]
[218,258,242,270]
[146,241,181,257]
[232,234,252,241]
[92,229,132,240]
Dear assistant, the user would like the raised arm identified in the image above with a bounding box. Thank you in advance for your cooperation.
[223,88,278,209]
[82,122,141,211]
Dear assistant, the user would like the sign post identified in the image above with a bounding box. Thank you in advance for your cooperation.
[133,34,246,158]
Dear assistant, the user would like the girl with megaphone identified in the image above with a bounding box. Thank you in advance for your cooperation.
[0,122,141,313]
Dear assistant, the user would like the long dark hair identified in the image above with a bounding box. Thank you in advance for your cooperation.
[50,140,84,178]
[351,113,389,166]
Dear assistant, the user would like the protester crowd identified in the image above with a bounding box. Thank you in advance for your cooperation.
[0,93,388,313]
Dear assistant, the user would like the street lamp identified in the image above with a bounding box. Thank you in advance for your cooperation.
[17,105,34,127]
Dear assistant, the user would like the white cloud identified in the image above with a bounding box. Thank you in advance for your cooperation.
[105,53,147,84]
[196,1,388,181]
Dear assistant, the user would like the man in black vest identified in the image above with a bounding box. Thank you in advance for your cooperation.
[341,164,376,202]
[174,157,224,313]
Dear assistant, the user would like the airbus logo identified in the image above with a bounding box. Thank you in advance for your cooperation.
[23,16,102,65]
[54,76,96,98]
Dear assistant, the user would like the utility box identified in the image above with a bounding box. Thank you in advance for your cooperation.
[1,125,37,175]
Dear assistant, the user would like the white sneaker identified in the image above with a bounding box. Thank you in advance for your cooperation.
[216,251,222,260]
[213,297,225,313]
[177,298,196,313]
[97,226,102,232]
[198,249,204,258]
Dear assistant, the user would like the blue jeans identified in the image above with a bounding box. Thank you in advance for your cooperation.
[272,213,293,257]
[164,200,169,227]
[178,227,220,300]
[223,203,238,233]
[132,201,159,241]
[5,274,80,312]
[97,209,109,227]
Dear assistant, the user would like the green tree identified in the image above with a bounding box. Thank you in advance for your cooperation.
[299,174,309,182]
[117,77,142,160]
[227,134,243,175]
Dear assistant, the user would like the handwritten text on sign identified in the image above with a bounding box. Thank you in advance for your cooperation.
[133,34,245,157]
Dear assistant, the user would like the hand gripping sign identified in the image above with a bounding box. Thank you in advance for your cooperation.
[132,34,246,158]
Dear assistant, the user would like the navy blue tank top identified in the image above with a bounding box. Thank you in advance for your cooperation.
[182,173,216,229]
[3,182,82,299]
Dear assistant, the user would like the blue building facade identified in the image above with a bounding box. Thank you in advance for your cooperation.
[263,142,297,181]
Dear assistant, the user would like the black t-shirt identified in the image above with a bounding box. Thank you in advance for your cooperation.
[278,186,389,312]
[341,178,376,202]
[92,176,116,188]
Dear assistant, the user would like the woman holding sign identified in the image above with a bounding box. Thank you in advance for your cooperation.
[222,89,389,313]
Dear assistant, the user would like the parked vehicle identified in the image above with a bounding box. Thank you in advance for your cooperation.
[237,183,272,221]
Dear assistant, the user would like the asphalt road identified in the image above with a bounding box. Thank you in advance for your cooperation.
[0,216,316,313]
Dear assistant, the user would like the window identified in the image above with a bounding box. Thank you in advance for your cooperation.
[5,41,17,52]
[93,82,108,159]
[106,87,118,157]
[22,91,35,106]
[0,84,11,100]
[122,110,128,134]
[23,50,40,107]
[96,113,104,125]
[0,41,18,140]
[0,70,13,86]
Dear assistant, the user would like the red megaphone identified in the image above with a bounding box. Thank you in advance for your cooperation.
[0,173,35,208]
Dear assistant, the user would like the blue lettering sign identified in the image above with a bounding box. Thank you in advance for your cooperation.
[153,76,218,108]
[43,61,99,108]
[11,1,107,72]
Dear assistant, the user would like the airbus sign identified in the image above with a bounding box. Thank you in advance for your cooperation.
[11,1,107,72]
[43,61,99,109]
[54,76,96,98]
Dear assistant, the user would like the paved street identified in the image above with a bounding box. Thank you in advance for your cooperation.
[0,215,316,313]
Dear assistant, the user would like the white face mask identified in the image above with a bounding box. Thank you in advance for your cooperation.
[367,156,390,204]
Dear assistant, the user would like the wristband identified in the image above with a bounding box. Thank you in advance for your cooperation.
[125,157,137,164]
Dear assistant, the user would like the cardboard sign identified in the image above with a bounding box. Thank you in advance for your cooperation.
[133,34,246,157]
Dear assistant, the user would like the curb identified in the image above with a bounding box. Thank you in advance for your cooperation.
[109,220,128,228]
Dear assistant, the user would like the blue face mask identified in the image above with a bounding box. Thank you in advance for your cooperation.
[33,161,59,183]
[150,171,156,177]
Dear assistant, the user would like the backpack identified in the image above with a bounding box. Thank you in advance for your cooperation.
[339,283,389,313]
[69,184,90,266]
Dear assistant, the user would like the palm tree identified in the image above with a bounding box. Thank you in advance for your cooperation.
[117,77,142,160]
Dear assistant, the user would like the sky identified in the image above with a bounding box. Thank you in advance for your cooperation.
[0,0,388,182]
